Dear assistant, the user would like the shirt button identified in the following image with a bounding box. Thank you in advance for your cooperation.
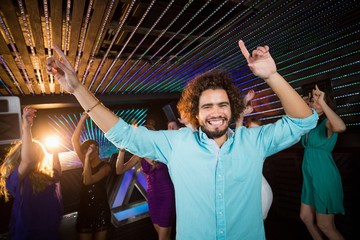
[219,211,223,215]
[218,192,222,197]
[220,230,224,234]
[218,174,222,178]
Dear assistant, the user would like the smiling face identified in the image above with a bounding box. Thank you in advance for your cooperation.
[197,89,231,140]
[177,70,244,131]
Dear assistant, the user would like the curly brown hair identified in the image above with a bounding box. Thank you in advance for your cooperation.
[177,69,244,129]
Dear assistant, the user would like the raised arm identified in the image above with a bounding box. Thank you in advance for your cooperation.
[238,40,312,118]
[82,147,111,185]
[243,89,255,105]
[46,45,118,132]
[235,105,254,129]
[313,85,346,134]
[18,107,38,179]
[116,149,141,175]
[236,89,255,129]
[71,112,88,164]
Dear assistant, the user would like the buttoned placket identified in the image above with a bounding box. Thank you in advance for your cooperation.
[214,142,226,240]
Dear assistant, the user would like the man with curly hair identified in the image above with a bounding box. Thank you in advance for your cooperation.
[47,40,318,240]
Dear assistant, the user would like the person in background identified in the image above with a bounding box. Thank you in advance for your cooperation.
[116,123,175,240]
[245,117,262,128]
[177,107,195,131]
[167,120,180,130]
[235,89,273,220]
[245,117,273,220]
[71,112,111,240]
[235,89,255,128]
[0,106,63,240]
[302,92,311,106]
[47,39,318,239]
[300,85,346,240]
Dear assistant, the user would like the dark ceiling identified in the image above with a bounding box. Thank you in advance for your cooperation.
[0,0,359,125]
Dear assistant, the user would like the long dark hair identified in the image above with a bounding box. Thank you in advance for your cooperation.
[80,139,99,154]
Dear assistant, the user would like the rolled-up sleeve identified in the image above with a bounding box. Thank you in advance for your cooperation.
[105,119,172,164]
[262,109,318,157]
[105,119,133,147]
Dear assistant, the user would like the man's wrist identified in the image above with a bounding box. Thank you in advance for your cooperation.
[72,84,88,98]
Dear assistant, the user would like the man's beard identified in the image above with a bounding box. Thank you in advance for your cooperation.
[200,124,228,139]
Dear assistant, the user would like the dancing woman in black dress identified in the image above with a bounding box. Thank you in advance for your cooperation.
[72,112,112,240]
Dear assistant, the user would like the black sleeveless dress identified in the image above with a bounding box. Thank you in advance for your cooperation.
[76,162,111,233]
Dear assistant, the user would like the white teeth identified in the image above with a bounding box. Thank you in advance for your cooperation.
[208,119,223,126]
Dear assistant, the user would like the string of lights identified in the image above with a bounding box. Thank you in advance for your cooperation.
[47,108,148,158]
[110,0,195,94]
[90,0,136,91]
[0,16,34,95]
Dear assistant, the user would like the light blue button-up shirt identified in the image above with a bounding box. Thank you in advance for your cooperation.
[105,110,318,240]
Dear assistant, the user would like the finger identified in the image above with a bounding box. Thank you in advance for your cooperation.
[46,60,57,75]
[315,85,320,91]
[238,40,250,62]
[25,108,34,114]
[244,105,254,115]
[46,57,62,74]
[256,46,268,53]
[46,57,54,67]
[52,45,65,60]
[52,45,73,70]
[52,59,66,76]
[252,49,265,58]
[252,49,257,57]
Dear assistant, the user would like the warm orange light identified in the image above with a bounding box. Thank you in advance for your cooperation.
[45,136,60,149]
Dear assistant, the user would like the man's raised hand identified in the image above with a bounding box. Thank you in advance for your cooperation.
[46,45,80,93]
[238,40,277,80]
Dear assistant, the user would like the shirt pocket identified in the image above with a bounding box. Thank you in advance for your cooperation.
[225,157,249,182]
[226,155,262,183]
